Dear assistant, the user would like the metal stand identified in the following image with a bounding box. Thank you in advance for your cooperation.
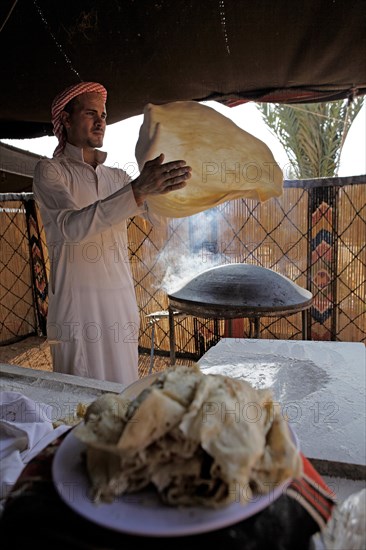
[146,310,185,372]
[146,311,168,374]
[169,309,311,365]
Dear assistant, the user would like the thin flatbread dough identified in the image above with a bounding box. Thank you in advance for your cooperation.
[135,101,283,218]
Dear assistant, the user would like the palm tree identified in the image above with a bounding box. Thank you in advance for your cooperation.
[257,98,364,178]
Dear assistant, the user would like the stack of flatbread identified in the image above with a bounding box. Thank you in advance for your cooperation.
[74,365,302,508]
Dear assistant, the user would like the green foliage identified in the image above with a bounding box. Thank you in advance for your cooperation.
[258,98,364,179]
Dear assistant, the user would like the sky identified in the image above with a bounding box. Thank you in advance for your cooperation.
[2,100,365,178]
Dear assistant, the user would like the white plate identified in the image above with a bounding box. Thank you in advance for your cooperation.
[119,371,162,400]
[52,427,299,537]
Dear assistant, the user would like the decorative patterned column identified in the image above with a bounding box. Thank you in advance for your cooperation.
[309,185,339,340]
[24,198,48,335]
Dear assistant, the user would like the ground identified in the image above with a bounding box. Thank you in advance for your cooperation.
[0,336,194,377]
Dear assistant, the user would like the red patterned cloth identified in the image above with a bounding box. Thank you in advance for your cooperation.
[51,82,107,157]
[287,454,336,530]
[219,88,346,108]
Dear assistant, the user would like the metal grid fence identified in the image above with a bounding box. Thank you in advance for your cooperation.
[1,175,365,360]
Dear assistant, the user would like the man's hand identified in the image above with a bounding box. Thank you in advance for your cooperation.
[132,153,192,206]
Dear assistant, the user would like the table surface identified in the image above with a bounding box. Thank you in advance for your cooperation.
[1,361,322,550]
[0,363,124,422]
[198,339,366,469]
[1,343,363,547]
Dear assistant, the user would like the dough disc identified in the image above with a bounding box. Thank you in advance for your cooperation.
[135,101,283,218]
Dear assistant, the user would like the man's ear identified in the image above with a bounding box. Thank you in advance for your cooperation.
[60,111,71,129]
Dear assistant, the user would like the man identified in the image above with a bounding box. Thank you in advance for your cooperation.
[33,82,191,385]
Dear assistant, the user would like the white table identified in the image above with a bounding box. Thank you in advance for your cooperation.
[198,339,366,473]
[0,363,124,422]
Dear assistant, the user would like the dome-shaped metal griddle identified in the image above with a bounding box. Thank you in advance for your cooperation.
[167,263,313,364]
[167,263,313,319]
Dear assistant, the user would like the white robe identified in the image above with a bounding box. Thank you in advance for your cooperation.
[33,142,154,385]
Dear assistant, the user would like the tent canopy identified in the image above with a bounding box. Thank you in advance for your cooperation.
[1,0,366,139]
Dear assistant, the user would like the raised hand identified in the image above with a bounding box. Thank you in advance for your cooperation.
[132,153,192,205]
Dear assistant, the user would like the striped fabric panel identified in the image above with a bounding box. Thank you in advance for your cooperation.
[219,89,345,108]
[287,454,336,530]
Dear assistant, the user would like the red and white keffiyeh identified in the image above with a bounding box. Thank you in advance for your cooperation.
[51,82,107,157]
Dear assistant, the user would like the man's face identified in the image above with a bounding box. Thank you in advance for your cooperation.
[61,92,107,149]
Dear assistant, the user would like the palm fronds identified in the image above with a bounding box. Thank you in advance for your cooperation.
[258,98,364,178]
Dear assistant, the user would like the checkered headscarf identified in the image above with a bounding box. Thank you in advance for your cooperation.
[51,82,107,157]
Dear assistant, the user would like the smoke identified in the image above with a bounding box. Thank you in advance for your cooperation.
[155,239,226,294]
[154,209,243,293]
[160,254,209,294]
